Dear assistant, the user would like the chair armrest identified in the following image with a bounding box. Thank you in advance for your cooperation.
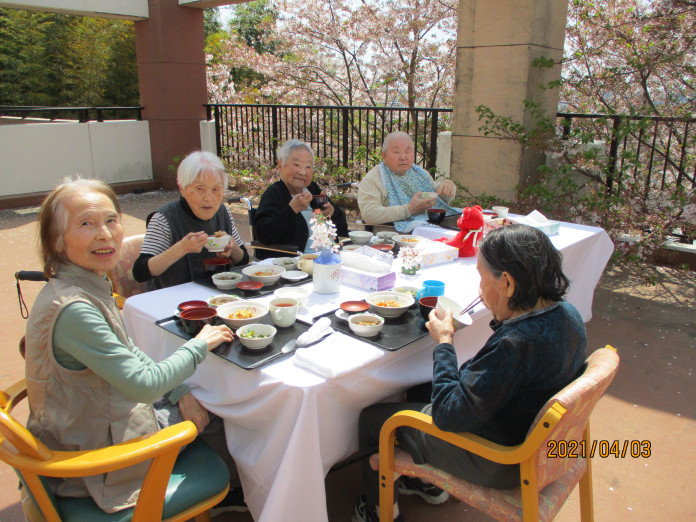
[1,379,27,412]
[2,421,198,477]
[380,406,565,465]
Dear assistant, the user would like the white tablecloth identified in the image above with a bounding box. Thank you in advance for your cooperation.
[122,221,613,522]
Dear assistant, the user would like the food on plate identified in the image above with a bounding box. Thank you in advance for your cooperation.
[401,237,419,243]
[227,308,256,320]
[374,300,401,308]
[214,230,227,237]
[253,269,275,276]
[355,320,380,326]
[239,329,269,339]
[216,273,239,280]
[208,296,239,306]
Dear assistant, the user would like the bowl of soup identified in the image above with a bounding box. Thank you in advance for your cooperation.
[348,313,384,337]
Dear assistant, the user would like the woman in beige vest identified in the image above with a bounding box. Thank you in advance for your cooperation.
[24,179,243,514]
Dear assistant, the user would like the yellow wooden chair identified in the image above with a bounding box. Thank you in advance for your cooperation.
[0,379,230,522]
[107,234,147,309]
[372,345,620,522]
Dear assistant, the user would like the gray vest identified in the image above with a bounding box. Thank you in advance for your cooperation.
[147,198,235,290]
[25,262,158,513]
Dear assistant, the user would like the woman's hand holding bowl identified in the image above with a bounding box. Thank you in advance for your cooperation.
[195,324,234,351]
[425,307,454,345]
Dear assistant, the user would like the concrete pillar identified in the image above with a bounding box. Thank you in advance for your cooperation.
[451,0,567,201]
[135,0,207,189]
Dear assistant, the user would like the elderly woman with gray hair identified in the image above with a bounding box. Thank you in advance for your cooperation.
[354,225,587,522]
[133,150,249,290]
[253,139,348,259]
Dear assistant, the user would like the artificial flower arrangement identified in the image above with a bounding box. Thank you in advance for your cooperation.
[397,246,422,275]
[309,210,341,264]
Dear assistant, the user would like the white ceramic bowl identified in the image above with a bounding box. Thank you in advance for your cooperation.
[273,286,310,306]
[376,231,398,241]
[242,265,286,286]
[349,230,373,245]
[205,234,231,252]
[393,286,419,303]
[217,302,269,329]
[491,206,509,219]
[365,291,414,318]
[419,191,437,200]
[211,272,243,289]
[272,257,298,270]
[348,313,384,337]
[435,296,473,329]
[392,234,422,249]
[206,294,244,308]
[236,323,277,350]
[281,270,309,282]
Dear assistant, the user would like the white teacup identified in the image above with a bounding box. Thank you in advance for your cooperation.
[297,253,318,275]
[492,206,509,219]
[269,298,299,328]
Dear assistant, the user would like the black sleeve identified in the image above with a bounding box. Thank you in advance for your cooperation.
[132,253,153,282]
[235,243,250,266]
[253,183,302,245]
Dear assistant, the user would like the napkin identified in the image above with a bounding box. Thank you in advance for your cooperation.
[513,210,551,226]
[340,252,390,273]
[296,317,335,347]
[294,334,384,378]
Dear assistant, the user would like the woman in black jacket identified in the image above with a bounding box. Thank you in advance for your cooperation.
[253,140,348,259]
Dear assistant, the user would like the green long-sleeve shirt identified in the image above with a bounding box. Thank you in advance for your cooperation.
[53,301,206,404]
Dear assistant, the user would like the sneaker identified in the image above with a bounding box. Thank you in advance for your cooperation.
[397,476,449,505]
[209,487,249,517]
[353,493,404,522]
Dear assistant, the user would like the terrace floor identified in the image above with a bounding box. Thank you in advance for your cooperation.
[0,189,694,522]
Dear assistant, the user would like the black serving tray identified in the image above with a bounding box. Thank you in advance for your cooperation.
[439,214,464,231]
[156,313,312,370]
[195,265,311,298]
[312,307,430,351]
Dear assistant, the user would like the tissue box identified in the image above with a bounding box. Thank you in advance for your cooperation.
[509,218,560,236]
[340,266,396,291]
[418,240,459,267]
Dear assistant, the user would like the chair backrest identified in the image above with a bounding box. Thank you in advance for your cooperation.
[529,346,620,490]
[108,234,146,300]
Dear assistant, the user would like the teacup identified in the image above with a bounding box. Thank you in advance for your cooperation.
[415,280,445,301]
[269,297,299,327]
[491,206,509,219]
[298,253,319,275]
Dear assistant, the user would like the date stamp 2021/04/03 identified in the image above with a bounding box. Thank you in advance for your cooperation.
[547,440,651,459]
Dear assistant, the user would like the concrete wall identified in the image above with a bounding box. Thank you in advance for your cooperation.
[0,0,148,19]
[0,120,153,197]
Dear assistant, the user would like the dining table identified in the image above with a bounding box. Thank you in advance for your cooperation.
[122,219,614,522]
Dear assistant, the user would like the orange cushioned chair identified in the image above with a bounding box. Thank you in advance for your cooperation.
[0,379,230,522]
[107,234,146,309]
[371,345,620,522]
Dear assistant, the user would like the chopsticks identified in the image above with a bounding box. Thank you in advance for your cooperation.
[459,296,482,316]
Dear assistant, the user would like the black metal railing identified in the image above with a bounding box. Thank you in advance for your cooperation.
[557,112,696,197]
[0,105,143,122]
[206,103,453,178]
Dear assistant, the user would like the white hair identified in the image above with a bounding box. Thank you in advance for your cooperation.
[382,131,414,153]
[276,139,314,166]
[177,151,227,189]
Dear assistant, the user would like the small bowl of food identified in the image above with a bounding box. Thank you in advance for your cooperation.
[242,265,286,286]
[177,300,208,314]
[418,296,438,321]
[394,286,419,307]
[236,280,264,294]
[436,296,473,329]
[419,191,437,200]
[212,271,243,289]
[392,234,422,249]
[348,313,384,337]
[427,208,446,225]
[310,193,329,210]
[179,306,218,335]
[376,231,398,242]
[206,294,244,308]
[274,286,310,306]
[349,230,373,245]
[273,257,298,270]
[204,257,232,273]
[365,291,414,318]
[217,302,269,329]
[205,233,231,252]
[236,323,277,350]
[371,243,394,253]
